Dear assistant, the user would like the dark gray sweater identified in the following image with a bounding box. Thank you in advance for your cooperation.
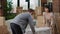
[11,12,35,33]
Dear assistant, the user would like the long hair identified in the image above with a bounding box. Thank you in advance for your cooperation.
[44,4,52,12]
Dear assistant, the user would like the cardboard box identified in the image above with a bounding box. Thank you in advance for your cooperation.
[0,17,9,34]
[35,7,42,16]
[0,25,9,34]
[0,17,5,26]
[36,16,45,27]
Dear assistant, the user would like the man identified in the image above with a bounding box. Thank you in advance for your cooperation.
[10,9,35,34]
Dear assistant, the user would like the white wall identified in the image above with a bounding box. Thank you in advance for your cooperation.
[30,0,38,9]
[10,0,38,13]
[12,0,17,13]
[12,0,38,10]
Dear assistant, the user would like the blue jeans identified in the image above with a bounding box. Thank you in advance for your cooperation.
[10,23,23,34]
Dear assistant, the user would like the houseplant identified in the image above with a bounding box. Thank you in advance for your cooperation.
[4,0,16,20]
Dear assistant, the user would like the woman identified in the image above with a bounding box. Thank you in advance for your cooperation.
[43,4,54,27]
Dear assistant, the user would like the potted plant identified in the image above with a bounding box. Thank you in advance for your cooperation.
[4,0,16,20]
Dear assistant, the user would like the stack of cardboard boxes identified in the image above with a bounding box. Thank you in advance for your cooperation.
[0,17,9,34]
[35,7,45,28]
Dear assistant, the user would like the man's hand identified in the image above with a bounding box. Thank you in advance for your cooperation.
[32,31,36,34]
[33,32,35,34]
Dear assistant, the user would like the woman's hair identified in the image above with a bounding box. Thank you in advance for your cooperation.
[44,4,52,12]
